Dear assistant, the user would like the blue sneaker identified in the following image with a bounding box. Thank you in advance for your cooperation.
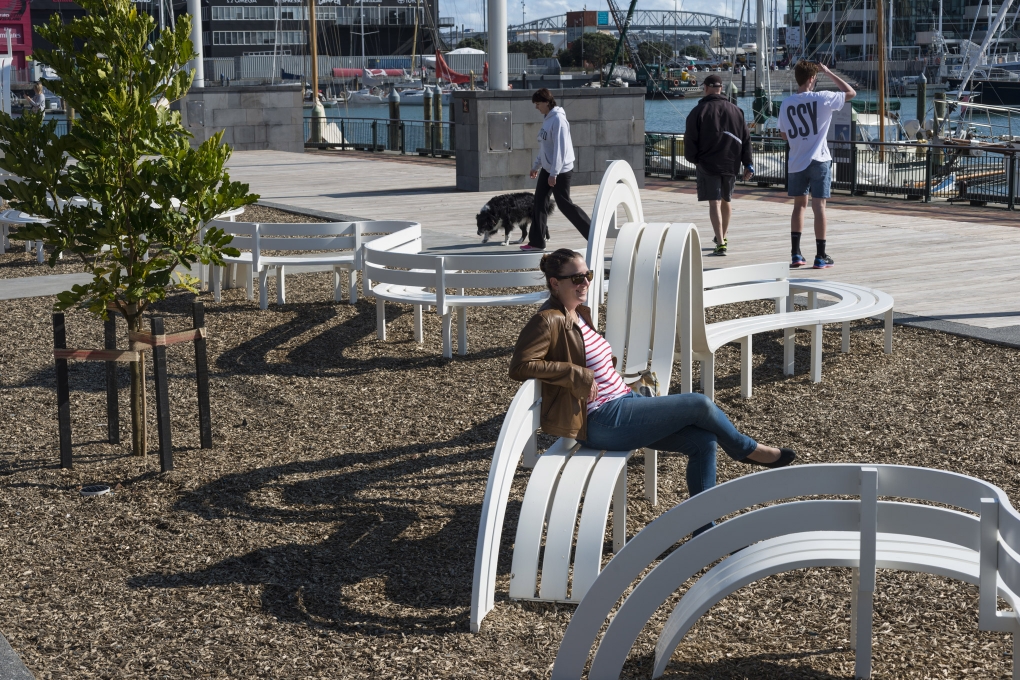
[790,254,807,268]
[812,255,834,269]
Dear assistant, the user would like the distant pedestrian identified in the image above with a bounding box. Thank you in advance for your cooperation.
[520,88,592,251]
[684,73,753,256]
[778,60,856,269]
[24,83,45,113]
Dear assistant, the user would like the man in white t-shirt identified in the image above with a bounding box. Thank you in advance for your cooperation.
[779,60,856,269]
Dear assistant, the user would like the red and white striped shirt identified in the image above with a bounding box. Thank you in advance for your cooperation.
[577,316,630,414]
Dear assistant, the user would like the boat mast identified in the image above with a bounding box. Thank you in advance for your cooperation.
[876,0,885,148]
[361,0,367,62]
[309,0,319,105]
[959,0,1017,99]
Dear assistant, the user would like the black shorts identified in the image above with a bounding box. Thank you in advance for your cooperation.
[696,167,736,202]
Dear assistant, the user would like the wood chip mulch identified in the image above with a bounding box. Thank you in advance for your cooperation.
[1,263,1019,679]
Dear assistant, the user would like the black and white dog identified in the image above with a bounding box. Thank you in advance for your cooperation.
[475,192,555,245]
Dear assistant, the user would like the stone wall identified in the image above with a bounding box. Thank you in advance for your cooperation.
[177,84,304,153]
[452,88,645,192]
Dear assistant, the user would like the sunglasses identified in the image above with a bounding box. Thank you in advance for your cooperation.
[553,270,594,285]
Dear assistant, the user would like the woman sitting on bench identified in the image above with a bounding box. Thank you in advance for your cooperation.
[509,249,795,532]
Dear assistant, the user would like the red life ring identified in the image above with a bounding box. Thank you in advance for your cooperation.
[691,78,697,86]
[673,79,680,86]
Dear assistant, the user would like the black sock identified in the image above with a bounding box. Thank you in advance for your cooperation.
[791,232,802,256]
[816,239,826,258]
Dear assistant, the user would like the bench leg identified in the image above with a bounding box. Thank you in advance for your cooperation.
[348,269,358,304]
[277,266,286,305]
[612,465,627,552]
[643,448,657,505]
[784,328,795,376]
[457,306,468,356]
[700,356,715,401]
[245,265,254,301]
[811,323,823,383]
[852,574,877,680]
[739,336,752,399]
[36,240,44,264]
[850,568,858,650]
[884,309,893,354]
[442,311,453,358]
[212,265,222,303]
[225,263,235,289]
[413,305,423,343]
[377,298,387,340]
[842,320,851,353]
[258,268,269,310]
[333,267,343,302]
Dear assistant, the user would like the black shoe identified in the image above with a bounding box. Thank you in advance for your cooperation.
[740,448,796,469]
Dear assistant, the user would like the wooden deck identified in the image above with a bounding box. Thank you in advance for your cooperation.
[226,149,1020,333]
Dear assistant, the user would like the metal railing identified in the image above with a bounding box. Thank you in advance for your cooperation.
[646,131,1019,209]
[304,116,455,157]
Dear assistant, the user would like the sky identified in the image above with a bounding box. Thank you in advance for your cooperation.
[444,0,760,34]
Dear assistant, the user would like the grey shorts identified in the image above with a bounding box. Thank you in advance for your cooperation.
[696,167,736,202]
[788,159,832,198]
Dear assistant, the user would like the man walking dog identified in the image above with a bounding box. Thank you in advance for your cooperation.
[684,73,754,256]
[778,60,855,268]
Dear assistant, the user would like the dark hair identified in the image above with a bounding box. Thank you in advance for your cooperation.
[794,60,819,87]
[539,248,584,291]
[531,88,557,109]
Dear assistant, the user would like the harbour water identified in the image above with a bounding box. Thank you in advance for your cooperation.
[312,95,1020,139]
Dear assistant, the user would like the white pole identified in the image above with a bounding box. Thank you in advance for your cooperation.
[488,0,508,89]
[831,0,836,62]
[188,0,204,87]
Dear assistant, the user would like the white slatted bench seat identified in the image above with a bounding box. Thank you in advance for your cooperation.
[472,217,703,633]
[209,219,419,309]
[552,464,1020,680]
[690,262,895,400]
[363,237,549,358]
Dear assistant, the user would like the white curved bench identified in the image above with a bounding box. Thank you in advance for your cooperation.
[210,219,419,309]
[688,261,895,399]
[471,218,704,632]
[552,464,1020,680]
[363,233,549,358]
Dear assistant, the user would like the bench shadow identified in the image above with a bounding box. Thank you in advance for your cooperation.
[215,299,512,378]
[646,647,850,679]
[126,415,518,636]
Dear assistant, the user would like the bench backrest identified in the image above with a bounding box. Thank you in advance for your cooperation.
[441,252,545,290]
[257,222,359,252]
[690,261,789,354]
[585,160,645,327]
[207,219,258,253]
[553,463,1020,680]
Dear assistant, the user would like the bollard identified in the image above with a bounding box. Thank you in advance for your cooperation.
[388,87,401,151]
[423,84,432,154]
[469,70,475,90]
[433,84,444,151]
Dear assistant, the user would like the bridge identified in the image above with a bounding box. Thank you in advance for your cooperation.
[510,9,743,34]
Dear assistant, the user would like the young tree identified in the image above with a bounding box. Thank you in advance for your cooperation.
[456,37,486,51]
[682,44,710,59]
[566,31,619,72]
[0,0,257,457]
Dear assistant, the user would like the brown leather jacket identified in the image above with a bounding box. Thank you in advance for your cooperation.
[508,298,594,440]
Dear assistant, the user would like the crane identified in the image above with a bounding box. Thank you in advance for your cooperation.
[602,0,644,87]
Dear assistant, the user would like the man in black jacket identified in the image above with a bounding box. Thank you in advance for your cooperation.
[684,74,754,255]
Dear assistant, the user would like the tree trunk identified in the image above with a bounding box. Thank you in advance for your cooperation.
[127,310,147,456]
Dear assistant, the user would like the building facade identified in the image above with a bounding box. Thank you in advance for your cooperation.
[201,0,444,59]
[786,0,1020,61]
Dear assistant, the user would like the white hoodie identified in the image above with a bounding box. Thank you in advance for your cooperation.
[532,106,575,178]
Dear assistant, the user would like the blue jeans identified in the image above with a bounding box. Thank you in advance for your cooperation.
[579,392,758,535]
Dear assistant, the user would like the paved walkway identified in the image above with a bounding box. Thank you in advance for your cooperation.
[3,149,1017,346]
[223,149,1020,342]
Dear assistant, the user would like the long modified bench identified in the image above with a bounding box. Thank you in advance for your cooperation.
[362,225,550,358]
[208,218,419,309]
[691,261,896,399]
[553,464,1020,680]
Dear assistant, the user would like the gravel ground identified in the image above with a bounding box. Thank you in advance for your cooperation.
[1,265,1019,679]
